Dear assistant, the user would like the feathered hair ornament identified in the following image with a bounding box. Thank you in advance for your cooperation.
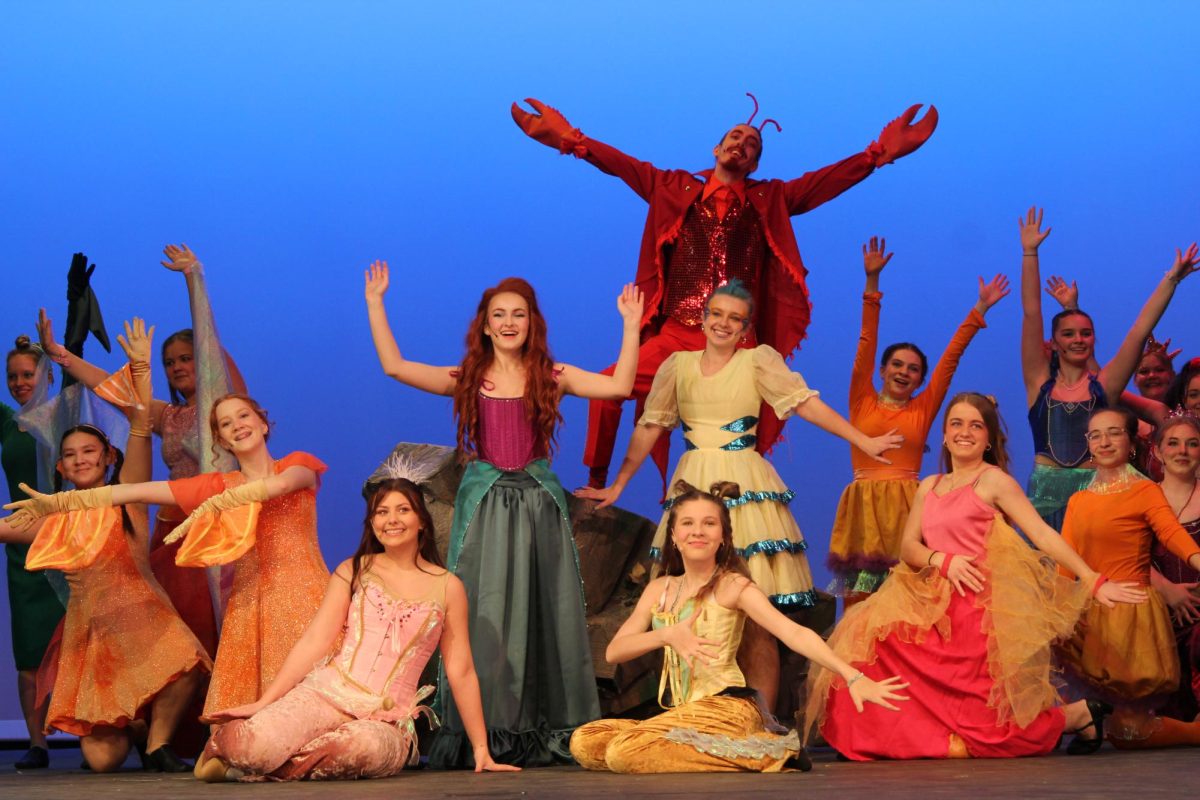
[362,443,456,497]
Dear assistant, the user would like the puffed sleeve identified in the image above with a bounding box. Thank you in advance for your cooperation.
[752,345,819,419]
[637,353,680,430]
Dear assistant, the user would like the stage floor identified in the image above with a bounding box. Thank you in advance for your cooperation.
[0,744,1187,798]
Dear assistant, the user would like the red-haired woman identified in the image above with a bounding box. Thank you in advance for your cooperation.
[364,261,642,768]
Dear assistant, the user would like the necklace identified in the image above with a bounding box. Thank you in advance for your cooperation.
[939,464,988,494]
[1054,369,1090,392]
[1167,480,1198,519]
[1088,464,1144,495]
[669,566,721,612]
[877,392,908,410]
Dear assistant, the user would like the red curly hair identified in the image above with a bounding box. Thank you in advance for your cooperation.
[452,278,562,462]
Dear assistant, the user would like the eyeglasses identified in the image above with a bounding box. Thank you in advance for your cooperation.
[1084,428,1129,443]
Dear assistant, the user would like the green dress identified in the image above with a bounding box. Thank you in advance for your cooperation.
[1,403,66,670]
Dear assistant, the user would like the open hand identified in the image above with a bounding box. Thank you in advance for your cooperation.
[1018,206,1051,252]
[664,614,721,670]
[616,283,644,327]
[201,701,265,725]
[161,243,201,273]
[1094,579,1147,609]
[977,273,1011,311]
[861,429,903,464]
[574,483,624,510]
[1167,243,1200,283]
[946,553,986,596]
[848,673,910,713]
[364,260,390,301]
[863,236,893,276]
[473,744,521,773]
[3,484,61,530]
[117,318,155,366]
[1043,275,1078,309]
[36,309,71,365]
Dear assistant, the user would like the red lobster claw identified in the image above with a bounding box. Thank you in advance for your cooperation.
[872,104,939,166]
[511,97,581,153]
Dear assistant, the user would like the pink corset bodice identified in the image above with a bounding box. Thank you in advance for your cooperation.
[302,574,446,723]
[921,482,996,557]
[476,393,545,471]
[159,403,200,479]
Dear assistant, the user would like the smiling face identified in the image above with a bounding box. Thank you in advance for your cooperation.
[1085,409,1134,469]
[943,401,989,464]
[162,339,196,398]
[880,348,924,402]
[1052,312,1095,367]
[712,124,762,175]
[57,430,115,489]
[1154,420,1200,481]
[370,490,422,550]
[1134,352,1174,401]
[6,353,38,406]
[702,294,751,350]
[669,497,727,564]
[1185,375,1200,415]
[484,291,530,353]
[213,397,270,455]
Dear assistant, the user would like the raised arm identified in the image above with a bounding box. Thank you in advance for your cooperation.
[36,308,114,390]
[1019,207,1053,404]
[1097,244,1200,404]
[363,261,456,396]
[849,238,888,403]
[920,275,1006,411]
[204,564,353,722]
[116,318,156,487]
[556,284,643,400]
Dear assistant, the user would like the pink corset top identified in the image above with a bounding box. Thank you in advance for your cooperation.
[477,393,545,471]
[302,571,447,723]
[921,479,997,558]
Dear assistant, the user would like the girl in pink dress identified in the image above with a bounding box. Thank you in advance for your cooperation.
[807,393,1145,759]
[193,476,519,781]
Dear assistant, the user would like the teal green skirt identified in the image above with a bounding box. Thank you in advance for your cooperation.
[1026,464,1094,532]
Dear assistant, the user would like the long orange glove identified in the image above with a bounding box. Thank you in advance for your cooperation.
[510,97,585,154]
[869,104,939,167]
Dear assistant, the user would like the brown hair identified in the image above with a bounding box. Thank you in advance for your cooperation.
[160,328,194,405]
[208,392,272,465]
[452,277,562,462]
[349,478,444,591]
[940,392,1011,473]
[7,335,44,370]
[1154,414,1200,447]
[659,479,752,603]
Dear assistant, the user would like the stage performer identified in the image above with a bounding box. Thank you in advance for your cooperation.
[38,243,245,659]
[364,261,641,767]
[0,319,210,772]
[578,280,900,707]
[1149,414,1200,722]
[2,336,67,769]
[6,390,330,729]
[1058,407,1200,749]
[807,393,1144,760]
[511,94,938,489]
[1019,207,1198,529]
[570,480,908,774]
[194,473,519,781]
[828,237,1008,608]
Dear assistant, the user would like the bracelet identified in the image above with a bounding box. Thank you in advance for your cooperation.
[926,550,938,567]
[1091,574,1109,596]
[846,671,865,688]
[129,427,152,438]
[1022,249,1038,256]
[939,553,955,578]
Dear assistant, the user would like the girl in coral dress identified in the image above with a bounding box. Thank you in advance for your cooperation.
[1,319,209,772]
[193,474,519,781]
[808,393,1144,760]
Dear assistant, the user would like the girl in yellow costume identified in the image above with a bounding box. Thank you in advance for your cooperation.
[570,480,908,773]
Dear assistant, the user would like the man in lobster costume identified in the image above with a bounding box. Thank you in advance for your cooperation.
[512,95,938,489]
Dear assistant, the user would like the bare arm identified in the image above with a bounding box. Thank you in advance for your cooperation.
[36,308,116,390]
[0,515,39,545]
[1019,207,1053,404]
[363,261,456,396]
[557,284,643,400]
[574,422,666,509]
[793,396,901,464]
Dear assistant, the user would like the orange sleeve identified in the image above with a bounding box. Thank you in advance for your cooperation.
[1142,483,1200,565]
[917,307,986,419]
[276,452,328,490]
[169,472,227,515]
[1058,494,1083,578]
[849,292,882,413]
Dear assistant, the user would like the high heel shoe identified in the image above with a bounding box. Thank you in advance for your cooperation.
[1066,699,1113,755]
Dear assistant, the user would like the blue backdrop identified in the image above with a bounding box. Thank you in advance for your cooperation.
[3,1,1199,720]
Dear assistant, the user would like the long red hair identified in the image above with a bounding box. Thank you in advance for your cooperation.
[452,277,562,461]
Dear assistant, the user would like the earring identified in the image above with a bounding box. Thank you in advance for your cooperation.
[985,444,992,451]
[1130,447,1137,458]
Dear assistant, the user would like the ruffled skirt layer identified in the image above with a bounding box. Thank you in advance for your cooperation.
[827,479,918,595]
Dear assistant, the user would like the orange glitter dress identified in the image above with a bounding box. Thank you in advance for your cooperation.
[168,452,329,715]
[26,506,211,736]
[828,292,985,594]
[1058,475,1200,737]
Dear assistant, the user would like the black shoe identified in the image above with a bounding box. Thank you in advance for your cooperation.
[15,746,49,770]
[1066,699,1113,755]
[143,745,192,773]
[785,747,814,772]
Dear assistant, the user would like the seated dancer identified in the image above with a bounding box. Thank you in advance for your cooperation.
[1058,407,1200,749]
[195,474,519,781]
[39,243,245,659]
[1,320,210,772]
[829,237,1008,608]
[578,279,900,707]
[1150,414,1200,722]
[1019,209,1198,529]
[511,94,937,488]
[570,480,907,774]
[7,392,330,730]
[365,262,641,767]
[808,393,1144,760]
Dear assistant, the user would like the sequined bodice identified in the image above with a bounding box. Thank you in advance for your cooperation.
[652,589,745,707]
[159,403,200,479]
[1152,517,1200,585]
[477,393,545,471]
[922,482,996,558]
[676,350,761,453]
[662,194,767,327]
[304,574,446,721]
[1028,360,1106,468]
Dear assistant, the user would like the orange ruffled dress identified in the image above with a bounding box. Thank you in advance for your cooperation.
[1058,476,1200,736]
[827,294,985,594]
[168,452,329,715]
[26,506,211,736]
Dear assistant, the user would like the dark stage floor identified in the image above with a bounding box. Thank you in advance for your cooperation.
[0,744,1189,799]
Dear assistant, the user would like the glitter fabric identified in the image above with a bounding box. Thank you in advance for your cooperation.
[210,574,446,780]
[159,403,201,478]
[476,394,545,471]
[1025,464,1094,531]
[661,195,768,328]
[37,508,211,736]
[661,488,795,511]
[169,452,330,715]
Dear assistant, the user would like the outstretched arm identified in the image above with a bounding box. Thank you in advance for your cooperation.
[36,308,118,391]
[363,261,457,396]
[574,422,666,509]
[557,285,643,400]
[793,396,902,464]
[1019,207,1053,405]
[1098,244,1200,404]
